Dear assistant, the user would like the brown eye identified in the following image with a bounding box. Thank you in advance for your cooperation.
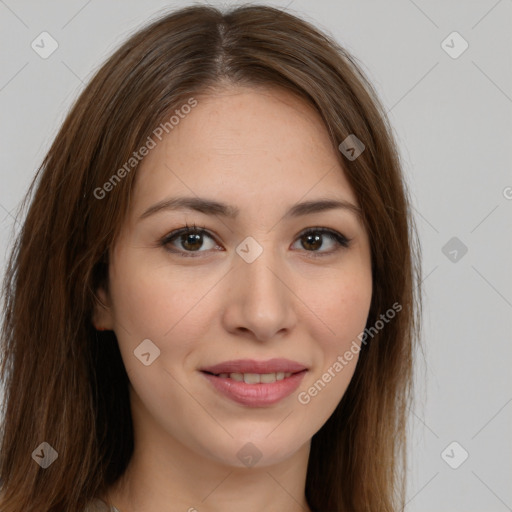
[301,232,323,251]
[179,232,204,251]
[292,228,351,256]
[161,225,220,257]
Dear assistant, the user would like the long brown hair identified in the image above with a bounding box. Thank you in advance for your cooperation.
[0,5,422,511]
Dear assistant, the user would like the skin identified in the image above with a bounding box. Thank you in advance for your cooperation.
[93,85,373,512]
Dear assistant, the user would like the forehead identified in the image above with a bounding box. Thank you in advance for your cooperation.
[131,85,359,217]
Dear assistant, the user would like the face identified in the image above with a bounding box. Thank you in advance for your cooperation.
[94,85,372,468]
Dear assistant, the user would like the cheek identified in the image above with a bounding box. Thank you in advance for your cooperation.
[109,266,168,335]
[300,264,371,402]
[306,264,372,349]
[108,248,204,335]
[106,253,203,402]
[107,250,222,375]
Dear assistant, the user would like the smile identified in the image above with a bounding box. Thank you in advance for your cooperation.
[200,368,308,407]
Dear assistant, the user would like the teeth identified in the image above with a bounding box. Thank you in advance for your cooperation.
[244,373,261,384]
[216,372,293,383]
[260,373,277,383]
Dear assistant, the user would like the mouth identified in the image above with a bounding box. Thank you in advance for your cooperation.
[199,359,308,407]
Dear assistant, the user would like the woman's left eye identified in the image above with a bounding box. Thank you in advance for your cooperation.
[160,224,351,258]
[291,228,351,256]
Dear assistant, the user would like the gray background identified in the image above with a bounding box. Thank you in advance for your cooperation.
[1,0,511,510]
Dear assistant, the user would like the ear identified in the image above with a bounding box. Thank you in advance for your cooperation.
[92,285,115,330]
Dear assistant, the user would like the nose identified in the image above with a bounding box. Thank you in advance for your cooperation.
[221,241,297,342]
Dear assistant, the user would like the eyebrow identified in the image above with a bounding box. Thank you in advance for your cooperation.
[139,196,362,221]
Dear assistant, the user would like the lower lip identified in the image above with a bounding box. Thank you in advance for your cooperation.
[201,370,307,407]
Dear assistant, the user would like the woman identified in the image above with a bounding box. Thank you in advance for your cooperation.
[0,4,422,511]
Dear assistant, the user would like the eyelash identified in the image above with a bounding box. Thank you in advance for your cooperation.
[159,222,352,259]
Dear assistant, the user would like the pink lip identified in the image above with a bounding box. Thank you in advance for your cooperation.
[200,358,308,374]
[201,370,307,407]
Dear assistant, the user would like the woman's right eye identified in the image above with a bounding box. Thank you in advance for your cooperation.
[160,224,222,257]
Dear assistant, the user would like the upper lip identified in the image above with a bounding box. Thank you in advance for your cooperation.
[200,358,308,375]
